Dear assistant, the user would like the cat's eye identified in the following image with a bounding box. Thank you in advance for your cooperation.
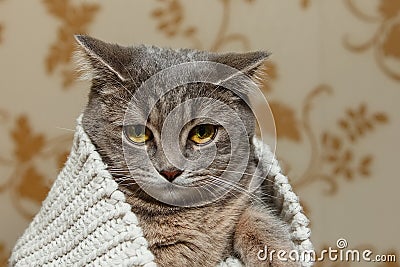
[189,124,217,145]
[124,125,153,144]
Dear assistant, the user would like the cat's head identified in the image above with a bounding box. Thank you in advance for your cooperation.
[75,35,269,207]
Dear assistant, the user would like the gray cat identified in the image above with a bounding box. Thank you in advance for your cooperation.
[75,35,299,267]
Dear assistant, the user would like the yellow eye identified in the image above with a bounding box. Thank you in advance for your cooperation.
[124,125,153,144]
[189,124,216,145]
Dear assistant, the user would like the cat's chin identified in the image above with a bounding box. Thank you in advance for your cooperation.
[118,183,184,215]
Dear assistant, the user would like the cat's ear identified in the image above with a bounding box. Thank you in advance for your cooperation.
[214,51,270,86]
[74,35,131,82]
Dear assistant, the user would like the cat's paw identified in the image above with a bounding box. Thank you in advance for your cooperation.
[233,205,301,267]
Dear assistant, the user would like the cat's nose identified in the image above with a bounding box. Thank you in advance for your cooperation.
[159,168,183,182]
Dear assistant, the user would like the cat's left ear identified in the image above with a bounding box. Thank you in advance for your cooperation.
[74,35,131,82]
[214,51,270,87]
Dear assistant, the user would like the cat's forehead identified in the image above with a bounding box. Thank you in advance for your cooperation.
[131,45,212,74]
[123,80,241,133]
[120,45,211,88]
[136,45,209,64]
[131,84,214,126]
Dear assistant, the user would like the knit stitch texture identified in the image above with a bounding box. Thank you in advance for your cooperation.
[10,117,313,266]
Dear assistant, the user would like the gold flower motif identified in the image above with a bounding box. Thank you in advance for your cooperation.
[269,101,302,142]
[344,0,400,81]
[0,243,9,267]
[0,114,72,219]
[43,0,100,88]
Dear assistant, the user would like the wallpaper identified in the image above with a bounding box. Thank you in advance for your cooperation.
[0,0,399,266]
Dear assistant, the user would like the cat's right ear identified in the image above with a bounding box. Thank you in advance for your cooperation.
[74,35,131,82]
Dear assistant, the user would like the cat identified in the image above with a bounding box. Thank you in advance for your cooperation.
[75,35,300,267]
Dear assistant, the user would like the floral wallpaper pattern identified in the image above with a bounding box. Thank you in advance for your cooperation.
[344,0,400,81]
[0,114,71,219]
[0,0,398,266]
[43,0,100,88]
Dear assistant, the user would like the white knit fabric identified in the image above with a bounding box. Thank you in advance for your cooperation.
[10,117,313,266]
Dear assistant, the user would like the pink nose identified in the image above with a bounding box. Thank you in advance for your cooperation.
[160,168,183,182]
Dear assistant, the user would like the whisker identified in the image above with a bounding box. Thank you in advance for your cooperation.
[207,167,276,184]
[207,175,278,201]
[55,126,75,132]
[207,176,256,196]
[196,178,240,200]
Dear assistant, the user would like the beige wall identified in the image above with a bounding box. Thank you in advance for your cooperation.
[0,0,399,265]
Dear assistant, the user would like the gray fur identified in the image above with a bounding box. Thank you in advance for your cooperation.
[75,35,299,267]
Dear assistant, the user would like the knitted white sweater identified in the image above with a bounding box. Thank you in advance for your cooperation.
[10,117,313,266]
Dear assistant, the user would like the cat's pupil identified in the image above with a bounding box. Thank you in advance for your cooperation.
[197,126,207,137]
[134,126,144,136]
